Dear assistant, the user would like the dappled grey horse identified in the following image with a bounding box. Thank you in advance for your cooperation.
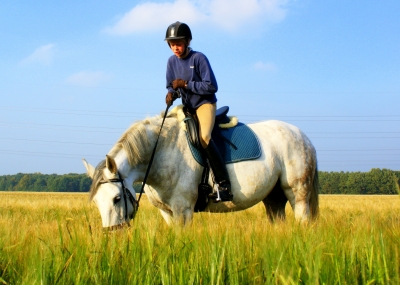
[83,106,319,229]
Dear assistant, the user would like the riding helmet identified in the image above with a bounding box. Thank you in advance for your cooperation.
[164,21,192,41]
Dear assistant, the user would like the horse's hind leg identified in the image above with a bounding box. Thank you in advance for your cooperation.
[285,181,313,223]
[262,180,288,222]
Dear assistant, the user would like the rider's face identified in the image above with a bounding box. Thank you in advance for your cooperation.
[169,40,187,58]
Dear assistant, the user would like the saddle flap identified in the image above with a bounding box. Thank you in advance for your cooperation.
[183,108,203,150]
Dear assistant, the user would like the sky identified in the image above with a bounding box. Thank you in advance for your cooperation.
[0,0,399,175]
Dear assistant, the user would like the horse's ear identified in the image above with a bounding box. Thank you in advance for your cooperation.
[82,159,95,178]
[105,155,118,174]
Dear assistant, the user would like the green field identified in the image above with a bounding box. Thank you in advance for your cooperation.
[0,193,399,284]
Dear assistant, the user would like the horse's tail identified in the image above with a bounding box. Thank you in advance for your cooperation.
[309,164,320,219]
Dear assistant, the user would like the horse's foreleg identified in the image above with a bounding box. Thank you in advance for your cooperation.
[159,209,174,226]
[159,207,194,227]
[171,206,194,226]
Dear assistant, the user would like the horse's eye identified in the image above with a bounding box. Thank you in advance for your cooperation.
[113,196,121,204]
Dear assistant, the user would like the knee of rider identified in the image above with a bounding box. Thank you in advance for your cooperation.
[200,134,211,148]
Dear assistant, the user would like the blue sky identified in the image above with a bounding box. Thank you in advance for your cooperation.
[0,0,399,175]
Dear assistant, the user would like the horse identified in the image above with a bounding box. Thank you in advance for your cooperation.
[82,106,319,230]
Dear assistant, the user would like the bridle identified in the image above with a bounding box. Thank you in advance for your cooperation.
[97,92,179,230]
[99,171,138,228]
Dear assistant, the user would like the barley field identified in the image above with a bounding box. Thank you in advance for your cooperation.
[0,193,399,284]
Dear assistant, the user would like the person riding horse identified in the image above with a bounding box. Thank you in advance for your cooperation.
[164,21,233,202]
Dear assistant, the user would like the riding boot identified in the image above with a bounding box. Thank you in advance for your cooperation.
[204,139,233,202]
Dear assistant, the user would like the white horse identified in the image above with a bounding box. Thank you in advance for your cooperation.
[83,106,319,229]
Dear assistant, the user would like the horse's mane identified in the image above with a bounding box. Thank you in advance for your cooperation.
[89,110,179,200]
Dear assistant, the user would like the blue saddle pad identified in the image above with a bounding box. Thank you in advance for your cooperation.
[186,122,262,167]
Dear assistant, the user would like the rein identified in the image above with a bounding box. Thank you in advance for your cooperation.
[136,104,170,206]
[137,95,178,206]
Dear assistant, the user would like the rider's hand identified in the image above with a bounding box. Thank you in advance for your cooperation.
[165,92,174,106]
[172,79,187,90]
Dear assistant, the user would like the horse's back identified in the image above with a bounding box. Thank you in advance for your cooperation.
[249,120,317,181]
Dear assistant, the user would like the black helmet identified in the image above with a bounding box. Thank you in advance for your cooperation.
[165,21,192,41]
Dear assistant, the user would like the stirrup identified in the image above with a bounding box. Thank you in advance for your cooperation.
[209,182,233,203]
[209,190,233,203]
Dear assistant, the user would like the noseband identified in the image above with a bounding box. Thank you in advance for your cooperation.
[99,171,138,223]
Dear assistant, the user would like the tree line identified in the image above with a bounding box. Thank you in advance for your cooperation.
[0,168,399,194]
[0,173,91,192]
[319,168,400,195]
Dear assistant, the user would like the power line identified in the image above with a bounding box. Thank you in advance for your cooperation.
[318,149,400,152]
[2,105,400,119]
[318,160,400,162]
[2,136,400,148]
[0,124,122,134]
[0,120,124,130]
[1,120,400,135]
[0,106,143,115]
[0,150,101,159]
[320,153,400,156]
[0,137,110,146]
[311,137,400,139]
[0,106,399,168]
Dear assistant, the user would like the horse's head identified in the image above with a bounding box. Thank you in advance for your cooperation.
[83,155,138,231]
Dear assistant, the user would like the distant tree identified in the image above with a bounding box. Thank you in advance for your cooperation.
[14,174,32,191]
[79,176,91,192]
[33,177,47,192]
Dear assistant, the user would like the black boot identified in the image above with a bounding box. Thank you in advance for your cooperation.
[204,140,233,202]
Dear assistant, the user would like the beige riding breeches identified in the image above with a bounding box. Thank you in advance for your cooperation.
[196,103,216,148]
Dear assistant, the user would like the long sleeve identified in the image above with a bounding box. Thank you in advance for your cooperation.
[186,54,218,95]
[165,50,218,109]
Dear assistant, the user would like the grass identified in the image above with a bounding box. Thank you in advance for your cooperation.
[0,192,399,284]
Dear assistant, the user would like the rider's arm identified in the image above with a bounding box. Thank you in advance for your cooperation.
[186,53,218,95]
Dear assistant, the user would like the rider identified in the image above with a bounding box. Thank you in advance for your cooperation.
[164,21,233,202]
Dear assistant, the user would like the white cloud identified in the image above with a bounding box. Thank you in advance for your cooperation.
[208,0,287,31]
[253,61,277,71]
[65,71,112,87]
[21,44,56,65]
[104,0,288,35]
[104,0,204,35]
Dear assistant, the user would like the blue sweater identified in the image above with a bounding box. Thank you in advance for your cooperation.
[166,50,218,110]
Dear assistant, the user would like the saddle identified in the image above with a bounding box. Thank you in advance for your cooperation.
[181,106,261,211]
[183,105,235,151]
